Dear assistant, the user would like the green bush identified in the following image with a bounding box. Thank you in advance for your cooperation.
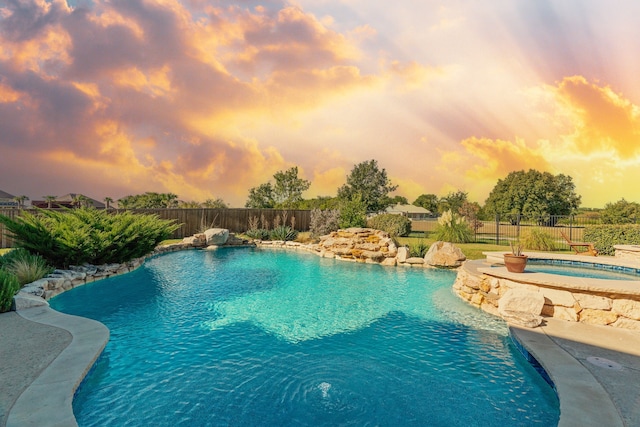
[269,226,298,241]
[583,225,640,256]
[0,269,20,313]
[435,210,473,243]
[309,209,340,238]
[244,228,270,240]
[520,229,556,251]
[1,249,53,285]
[408,240,430,257]
[0,208,180,268]
[367,214,411,237]
[338,197,367,229]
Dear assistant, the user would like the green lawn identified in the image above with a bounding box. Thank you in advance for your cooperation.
[396,232,572,260]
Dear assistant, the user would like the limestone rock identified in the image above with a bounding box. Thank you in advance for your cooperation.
[499,310,543,328]
[424,241,466,268]
[396,246,409,263]
[574,293,612,311]
[182,233,207,247]
[13,292,49,310]
[611,317,640,330]
[541,288,575,307]
[579,309,618,325]
[498,288,545,317]
[405,257,425,265]
[612,299,640,320]
[204,228,229,245]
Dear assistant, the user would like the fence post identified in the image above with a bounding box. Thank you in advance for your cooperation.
[495,214,500,245]
[569,215,574,241]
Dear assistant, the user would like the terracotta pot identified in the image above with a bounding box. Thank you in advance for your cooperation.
[504,254,528,273]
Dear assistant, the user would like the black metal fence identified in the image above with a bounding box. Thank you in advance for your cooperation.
[411,214,605,250]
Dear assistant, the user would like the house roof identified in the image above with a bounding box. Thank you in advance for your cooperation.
[386,204,431,214]
[0,190,16,199]
[55,193,105,209]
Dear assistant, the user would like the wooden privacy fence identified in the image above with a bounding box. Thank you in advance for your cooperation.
[0,208,312,247]
[128,208,311,239]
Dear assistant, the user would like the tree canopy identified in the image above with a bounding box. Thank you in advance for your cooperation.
[600,199,640,224]
[337,159,398,212]
[483,170,581,219]
[245,167,310,209]
[412,194,438,213]
[118,192,179,209]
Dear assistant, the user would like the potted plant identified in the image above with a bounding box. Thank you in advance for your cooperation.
[504,242,528,273]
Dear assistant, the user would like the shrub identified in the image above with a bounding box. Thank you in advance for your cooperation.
[309,209,340,238]
[0,208,180,268]
[520,229,556,251]
[338,197,367,229]
[408,240,429,257]
[583,224,640,256]
[245,228,270,240]
[269,225,298,241]
[367,214,411,237]
[2,249,53,285]
[435,210,472,243]
[0,269,20,313]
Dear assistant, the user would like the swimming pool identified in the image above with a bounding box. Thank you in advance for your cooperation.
[51,248,559,426]
[525,259,640,280]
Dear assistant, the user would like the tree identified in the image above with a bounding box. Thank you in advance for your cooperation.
[273,167,311,208]
[103,197,113,210]
[437,190,468,214]
[388,195,409,205]
[245,183,276,208]
[179,200,202,208]
[118,192,179,209]
[337,159,398,213]
[458,201,483,232]
[600,199,640,224]
[13,195,28,209]
[483,170,581,221]
[44,196,57,209]
[202,198,228,209]
[412,194,438,213]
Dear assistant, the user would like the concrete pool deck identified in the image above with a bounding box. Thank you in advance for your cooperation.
[2,301,640,426]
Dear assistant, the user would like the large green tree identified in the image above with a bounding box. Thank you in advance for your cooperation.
[600,199,640,224]
[412,194,438,213]
[245,167,311,209]
[484,170,581,219]
[273,167,311,208]
[337,159,398,212]
[245,183,276,208]
[437,190,468,214]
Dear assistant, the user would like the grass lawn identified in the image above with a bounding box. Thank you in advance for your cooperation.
[397,232,572,260]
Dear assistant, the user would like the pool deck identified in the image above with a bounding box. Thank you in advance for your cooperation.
[1,296,640,426]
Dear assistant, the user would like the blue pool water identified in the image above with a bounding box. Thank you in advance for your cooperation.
[51,248,559,426]
[526,260,640,280]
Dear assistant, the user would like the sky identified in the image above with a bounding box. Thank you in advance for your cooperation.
[1,0,640,208]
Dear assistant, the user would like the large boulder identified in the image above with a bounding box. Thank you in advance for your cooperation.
[204,228,229,245]
[498,288,545,327]
[424,241,466,267]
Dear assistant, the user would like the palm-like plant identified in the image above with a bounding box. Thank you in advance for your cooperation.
[104,197,113,210]
[13,195,29,209]
[44,195,57,209]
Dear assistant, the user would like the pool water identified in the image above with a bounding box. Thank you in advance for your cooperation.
[526,260,640,280]
[51,248,559,426]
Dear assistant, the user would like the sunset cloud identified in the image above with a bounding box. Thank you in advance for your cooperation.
[2,0,640,208]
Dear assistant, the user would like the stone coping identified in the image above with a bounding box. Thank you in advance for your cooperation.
[479,251,640,298]
[6,306,109,427]
[509,324,624,427]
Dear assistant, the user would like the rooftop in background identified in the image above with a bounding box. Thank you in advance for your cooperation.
[31,193,108,209]
[0,190,19,208]
[385,204,432,220]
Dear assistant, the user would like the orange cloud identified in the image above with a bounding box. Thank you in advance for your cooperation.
[455,137,551,180]
[555,76,640,158]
